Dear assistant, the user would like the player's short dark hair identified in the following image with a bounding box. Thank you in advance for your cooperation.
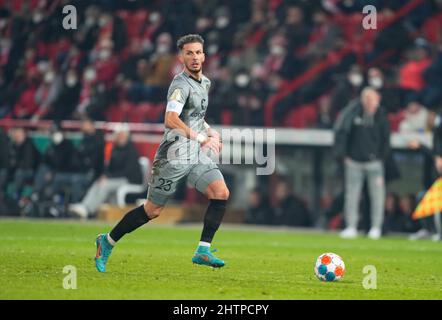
[177,34,204,51]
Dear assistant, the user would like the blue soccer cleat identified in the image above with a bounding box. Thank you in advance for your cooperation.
[95,233,113,273]
[192,246,225,268]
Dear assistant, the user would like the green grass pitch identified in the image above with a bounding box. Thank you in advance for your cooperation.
[1,219,442,300]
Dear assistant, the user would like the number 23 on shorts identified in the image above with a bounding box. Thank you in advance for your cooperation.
[154,178,173,192]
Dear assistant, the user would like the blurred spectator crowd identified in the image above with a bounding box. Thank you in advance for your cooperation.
[0,0,441,130]
[0,120,143,218]
[0,116,427,235]
[1,0,442,235]
[245,180,426,235]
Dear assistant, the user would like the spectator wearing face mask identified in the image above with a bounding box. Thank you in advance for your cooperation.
[264,33,302,80]
[32,68,63,121]
[211,6,235,55]
[128,32,174,103]
[9,127,40,201]
[366,68,401,113]
[93,39,119,86]
[230,70,268,127]
[52,120,103,204]
[330,65,364,120]
[35,69,81,121]
[69,124,142,218]
[76,66,97,117]
[33,124,77,199]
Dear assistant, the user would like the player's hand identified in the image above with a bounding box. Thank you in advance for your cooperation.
[208,129,222,153]
[201,136,221,155]
[407,140,421,150]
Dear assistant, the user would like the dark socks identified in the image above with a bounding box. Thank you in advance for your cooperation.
[109,205,150,243]
[200,199,227,243]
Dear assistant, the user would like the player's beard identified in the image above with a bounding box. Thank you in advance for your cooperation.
[186,62,202,76]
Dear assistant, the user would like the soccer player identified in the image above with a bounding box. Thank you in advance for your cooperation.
[94,34,230,272]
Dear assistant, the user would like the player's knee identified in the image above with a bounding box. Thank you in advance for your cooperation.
[211,187,230,200]
[144,201,163,220]
[148,210,161,219]
[222,187,230,200]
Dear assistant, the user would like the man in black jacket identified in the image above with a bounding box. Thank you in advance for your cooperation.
[75,119,105,180]
[69,124,142,218]
[9,127,40,200]
[57,119,106,203]
[41,120,105,203]
[334,87,390,239]
[26,125,79,217]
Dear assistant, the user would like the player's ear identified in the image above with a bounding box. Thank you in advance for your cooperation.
[201,52,205,64]
[178,50,184,64]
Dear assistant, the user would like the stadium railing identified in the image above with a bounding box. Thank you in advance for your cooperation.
[0,119,433,152]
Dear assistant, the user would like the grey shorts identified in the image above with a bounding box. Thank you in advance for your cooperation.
[147,155,224,206]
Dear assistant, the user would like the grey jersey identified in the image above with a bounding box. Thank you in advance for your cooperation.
[155,71,211,162]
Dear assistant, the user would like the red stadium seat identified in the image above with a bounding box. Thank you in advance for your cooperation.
[127,103,154,123]
[283,103,318,128]
[123,9,149,39]
[146,103,165,122]
[116,10,129,20]
[221,110,232,125]
[105,104,128,122]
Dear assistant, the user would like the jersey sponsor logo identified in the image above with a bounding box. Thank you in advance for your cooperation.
[190,111,206,118]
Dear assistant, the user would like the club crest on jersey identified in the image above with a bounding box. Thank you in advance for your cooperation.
[170,88,182,102]
[201,98,207,110]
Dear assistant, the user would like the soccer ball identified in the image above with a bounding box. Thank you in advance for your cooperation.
[314,253,345,282]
